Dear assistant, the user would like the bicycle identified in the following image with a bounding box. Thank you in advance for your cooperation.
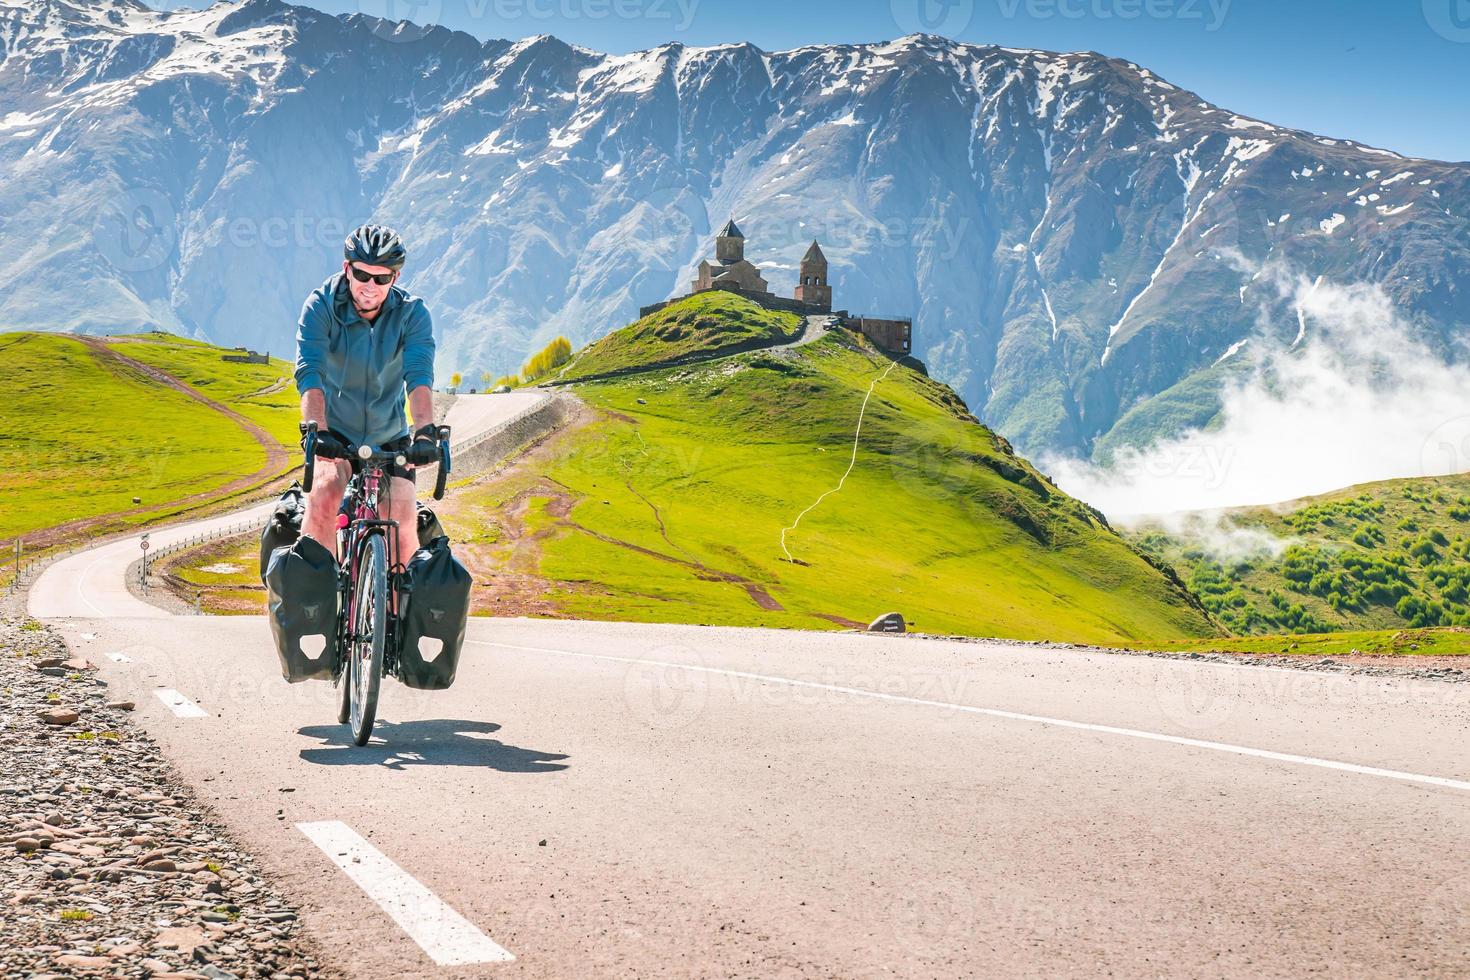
[299,419,452,746]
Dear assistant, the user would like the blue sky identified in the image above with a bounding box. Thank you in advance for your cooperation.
[165,0,1470,161]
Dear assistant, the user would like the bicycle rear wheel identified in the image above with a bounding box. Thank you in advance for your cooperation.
[348,532,387,746]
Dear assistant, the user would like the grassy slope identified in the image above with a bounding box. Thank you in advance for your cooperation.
[105,333,301,448]
[558,291,804,380]
[1138,627,1470,657]
[439,295,1217,644]
[1132,473,1470,637]
[0,331,294,543]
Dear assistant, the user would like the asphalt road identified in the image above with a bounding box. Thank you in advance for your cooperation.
[28,392,1470,978]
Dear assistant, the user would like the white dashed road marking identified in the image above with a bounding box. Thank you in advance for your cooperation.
[477,639,1470,795]
[296,820,515,966]
[153,688,207,718]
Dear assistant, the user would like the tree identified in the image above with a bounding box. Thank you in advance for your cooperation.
[450,372,463,388]
[520,336,573,382]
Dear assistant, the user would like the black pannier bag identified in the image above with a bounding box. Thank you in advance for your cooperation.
[263,534,339,682]
[259,482,306,579]
[396,536,471,690]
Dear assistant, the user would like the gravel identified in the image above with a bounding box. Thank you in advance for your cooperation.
[891,629,1470,683]
[1,616,334,979]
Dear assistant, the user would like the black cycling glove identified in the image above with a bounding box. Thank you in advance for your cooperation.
[406,423,441,465]
[305,428,351,460]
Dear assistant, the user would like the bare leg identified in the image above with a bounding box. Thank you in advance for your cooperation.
[382,474,418,613]
[300,459,349,561]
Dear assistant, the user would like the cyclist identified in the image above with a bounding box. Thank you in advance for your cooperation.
[294,223,438,600]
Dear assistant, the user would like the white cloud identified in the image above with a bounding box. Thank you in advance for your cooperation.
[1046,262,1470,522]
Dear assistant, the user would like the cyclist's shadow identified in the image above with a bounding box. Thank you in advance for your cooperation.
[296,719,570,773]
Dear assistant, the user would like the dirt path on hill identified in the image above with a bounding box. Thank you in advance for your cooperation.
[6,338,294,553]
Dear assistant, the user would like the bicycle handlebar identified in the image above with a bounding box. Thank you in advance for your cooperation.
[299,420,453,501]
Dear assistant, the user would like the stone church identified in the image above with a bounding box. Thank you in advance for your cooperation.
[643,217,911,355]
[689,219,834,316]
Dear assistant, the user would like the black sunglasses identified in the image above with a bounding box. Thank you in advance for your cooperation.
[347,264,395,286]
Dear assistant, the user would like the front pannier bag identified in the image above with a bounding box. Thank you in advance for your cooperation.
[259,482,306,578]
[263,534,339,682]
[415,501,446,549]
[396,536,471,690]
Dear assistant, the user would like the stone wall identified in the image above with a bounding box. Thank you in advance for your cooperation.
[640,284,837,320]
[427,393,576,483]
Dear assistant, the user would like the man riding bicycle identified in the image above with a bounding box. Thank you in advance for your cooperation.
[294,224,438,601]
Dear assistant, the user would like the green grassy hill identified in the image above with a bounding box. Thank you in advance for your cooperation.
[1132,474,1470,636]
[0,330,297,557]
[101,333,301,448]
[425,293,1217,644]
[557,292,805,381]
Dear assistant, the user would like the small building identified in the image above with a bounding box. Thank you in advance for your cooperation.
[222,349,269,365]
[850,316,912,356]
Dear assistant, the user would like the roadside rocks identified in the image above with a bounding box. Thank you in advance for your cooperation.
[0,616,331,979]
[36,707,79,725]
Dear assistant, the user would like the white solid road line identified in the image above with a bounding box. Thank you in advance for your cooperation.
[476,640,1470,795]
[296,821,515,967]
[153,688,208,718]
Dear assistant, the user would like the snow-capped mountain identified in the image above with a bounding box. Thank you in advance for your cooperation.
[3,0,1467,460]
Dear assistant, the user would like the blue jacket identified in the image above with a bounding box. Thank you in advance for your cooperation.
[293,272,436,447]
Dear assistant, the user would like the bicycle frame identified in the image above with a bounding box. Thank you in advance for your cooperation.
[336,460,405,681]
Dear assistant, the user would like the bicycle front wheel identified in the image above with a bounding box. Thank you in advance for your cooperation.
[348,532,387,746]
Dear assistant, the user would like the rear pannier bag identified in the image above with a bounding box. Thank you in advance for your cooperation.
[397,536,471,690]
[263,534,339,682]
[259,482,306,579]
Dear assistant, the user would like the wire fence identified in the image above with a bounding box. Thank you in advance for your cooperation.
[144,514,271,564]
[5,535,96,593]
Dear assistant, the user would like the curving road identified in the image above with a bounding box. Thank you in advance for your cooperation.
[28,393,1470,977]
